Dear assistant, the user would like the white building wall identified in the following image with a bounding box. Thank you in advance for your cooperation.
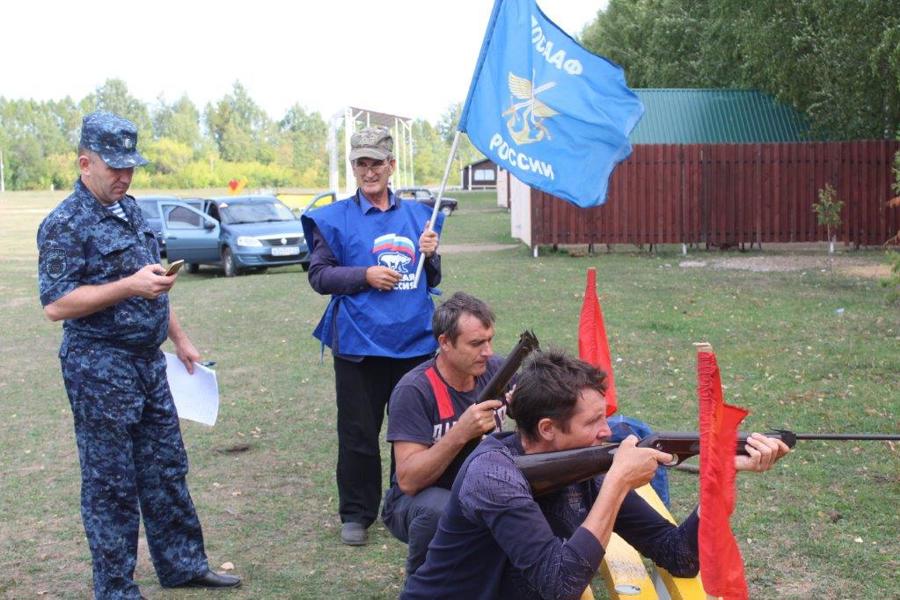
[496,168,508,208]
[507,171,532,248]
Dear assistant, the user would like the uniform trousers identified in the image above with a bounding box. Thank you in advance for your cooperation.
[61,345,207,599]
[333,354,430,527]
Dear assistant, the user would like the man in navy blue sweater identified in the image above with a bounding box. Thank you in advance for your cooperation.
[402,351,788,600]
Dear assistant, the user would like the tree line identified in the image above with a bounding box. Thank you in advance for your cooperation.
[4,2,899,192]
[0,79,482,192]
[581,0,900,141]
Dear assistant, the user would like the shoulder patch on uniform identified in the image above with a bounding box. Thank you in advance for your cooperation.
[45,247,67,279]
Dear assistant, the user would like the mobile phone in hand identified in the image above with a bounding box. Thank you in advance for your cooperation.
[165,259,185,276]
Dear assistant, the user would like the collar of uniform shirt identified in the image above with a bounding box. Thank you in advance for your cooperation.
[356,189,398,214]
[75,179,122,224]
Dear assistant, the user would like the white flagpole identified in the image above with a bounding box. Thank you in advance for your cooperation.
[413,130,461,288]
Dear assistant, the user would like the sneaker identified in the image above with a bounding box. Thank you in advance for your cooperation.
[340,522,368,546]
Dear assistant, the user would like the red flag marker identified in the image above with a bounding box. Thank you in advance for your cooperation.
[696,343,749,600]
[578,267,617,415]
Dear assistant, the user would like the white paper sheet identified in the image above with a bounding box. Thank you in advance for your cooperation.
[164,352,219,426]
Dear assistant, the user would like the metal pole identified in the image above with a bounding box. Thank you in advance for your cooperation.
[406,118,415,188]
[412,130,461,288]
[792,433,900,441]
[344,109,355,196]
[392,118,402,187]
[327,110,342,194]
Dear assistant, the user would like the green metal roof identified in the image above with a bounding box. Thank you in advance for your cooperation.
[629,89,811,144]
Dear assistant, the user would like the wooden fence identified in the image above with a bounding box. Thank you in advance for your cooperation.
[531,141,899,248]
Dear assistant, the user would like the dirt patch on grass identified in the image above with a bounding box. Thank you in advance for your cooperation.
[441,243,519,254]
[1,296,33,310]
[679,255,890,279]
[840,264,891,279]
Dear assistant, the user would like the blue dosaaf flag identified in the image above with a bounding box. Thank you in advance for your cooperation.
[458,0,644,208]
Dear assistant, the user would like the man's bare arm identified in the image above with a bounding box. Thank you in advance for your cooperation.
[168,308,200,374]
[44,264,175,321]
[395,399,503,495]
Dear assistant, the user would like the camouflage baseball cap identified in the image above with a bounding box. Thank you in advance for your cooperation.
[349,127,393,161]
[79,111,148,169]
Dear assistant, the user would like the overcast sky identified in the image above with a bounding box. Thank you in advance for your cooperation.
[2,0,608,124]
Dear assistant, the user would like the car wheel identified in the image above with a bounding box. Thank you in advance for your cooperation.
[187,263,199,274]
[301,261,310,272]
[440,206,453,216]
[222,247,240,277]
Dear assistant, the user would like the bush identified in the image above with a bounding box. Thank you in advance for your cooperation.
[132,158,306,190]
[144,138,193,175]
[813,183,843,254]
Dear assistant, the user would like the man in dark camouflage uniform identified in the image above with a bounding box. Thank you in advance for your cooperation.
[37,111,240,598]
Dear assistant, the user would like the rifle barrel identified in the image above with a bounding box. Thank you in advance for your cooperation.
[792,433,900,441]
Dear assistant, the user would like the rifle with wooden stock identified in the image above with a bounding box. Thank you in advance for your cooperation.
[515,430,900,497]
[452,330,541,470]
[475,329,540,404]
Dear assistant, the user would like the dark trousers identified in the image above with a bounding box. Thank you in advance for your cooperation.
[382,484,451,575]
[333,354,431,527]
[62,347,208,599]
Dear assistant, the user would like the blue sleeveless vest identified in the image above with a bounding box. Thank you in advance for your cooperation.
[302,191,444,358]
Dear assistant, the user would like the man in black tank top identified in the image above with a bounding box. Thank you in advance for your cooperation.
[382,292,510,575]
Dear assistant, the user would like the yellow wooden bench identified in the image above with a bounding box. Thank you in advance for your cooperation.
[581,484,709,600]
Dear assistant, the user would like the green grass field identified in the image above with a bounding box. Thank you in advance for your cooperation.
[1,189,897,599]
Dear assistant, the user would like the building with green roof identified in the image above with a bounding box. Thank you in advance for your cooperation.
[501,88,896,251]
[630,89,811,144]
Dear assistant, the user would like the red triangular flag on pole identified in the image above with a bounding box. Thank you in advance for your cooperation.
[578,267,617,415]
[696,343,750,600]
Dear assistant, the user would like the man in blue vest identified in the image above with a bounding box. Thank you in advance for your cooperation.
[382,292,507,575]
[301,126,444,546]
[37,111,240,598]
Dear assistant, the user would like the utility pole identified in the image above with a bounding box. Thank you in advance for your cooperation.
[327,110,343,194]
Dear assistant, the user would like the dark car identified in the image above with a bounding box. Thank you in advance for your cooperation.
[153,195,310,276]
[394,187,458,215]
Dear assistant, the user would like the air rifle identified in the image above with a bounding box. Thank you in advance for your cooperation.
[475,329,540,404]
[452,331,541,471]
[515,430,900,497]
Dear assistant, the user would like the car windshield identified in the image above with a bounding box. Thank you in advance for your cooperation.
[219,201,295,224]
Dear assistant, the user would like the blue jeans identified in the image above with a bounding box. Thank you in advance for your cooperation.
[382,484,450,575]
